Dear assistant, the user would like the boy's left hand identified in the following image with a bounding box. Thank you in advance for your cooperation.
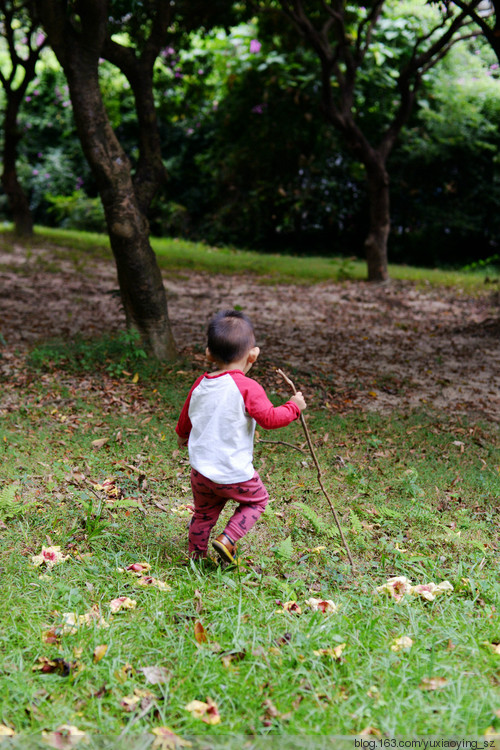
[177,435,189,448]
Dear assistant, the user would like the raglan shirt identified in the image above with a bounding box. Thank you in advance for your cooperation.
[175,370,301,484]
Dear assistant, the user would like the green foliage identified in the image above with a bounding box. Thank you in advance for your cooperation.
[45,191,106,232]
[2,4,500,263]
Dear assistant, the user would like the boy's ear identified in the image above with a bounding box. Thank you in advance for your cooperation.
[205,347,216,362]
[247,346,260,364]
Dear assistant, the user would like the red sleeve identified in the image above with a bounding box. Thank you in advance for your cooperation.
[175,374,205,439]
[232,372,300,430]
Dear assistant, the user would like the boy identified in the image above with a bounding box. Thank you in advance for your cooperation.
[175,309,306,563]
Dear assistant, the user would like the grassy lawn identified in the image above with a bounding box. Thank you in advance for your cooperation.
[0,226,499,741]
[0,345,499,741]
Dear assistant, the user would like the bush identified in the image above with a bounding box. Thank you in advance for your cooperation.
[45,191,106,233]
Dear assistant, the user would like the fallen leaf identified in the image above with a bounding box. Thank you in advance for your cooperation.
[419,676,449,691]
[0,725,15,737]
[119,561,152,575]
[91,437,109,449]
[32,546,68,569]
[185,697,220,725]
[359,726,382,737]
[375,576,413,601]
[93,644,108,663]
[313,643,346,660]
[151,726,192,749]
[114,662,134,682]
[32,656,77,676]
[259,698,292,725]
[42,627,61,645]
[194,621,208,644]
[282,601,302,614]
[390,636,414,652]
[41,725,88,749]
[305,597,338,613]
[376,577,453,602]
[60,609,109,632]
[109,597,137,613]
[484,727,500,738]
[220,650,246,668]
[135,576,171,591]
[140,666,172,685]
[120,694,141,712]
[272,632,292,647]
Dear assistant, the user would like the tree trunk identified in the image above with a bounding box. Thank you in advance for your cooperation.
[34,0,177,360]
[72,67,177,360]
[364,157,390,282]
[1,97,33,237]
[339,118,391,282]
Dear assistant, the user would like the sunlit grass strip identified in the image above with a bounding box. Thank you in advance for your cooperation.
[0,225,493,291]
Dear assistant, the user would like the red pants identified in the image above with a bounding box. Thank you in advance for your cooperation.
[189,469,269,557]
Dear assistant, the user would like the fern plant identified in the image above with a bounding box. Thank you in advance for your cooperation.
[0,484,25,521]
[295,502,339,539]
[274,535,294,561]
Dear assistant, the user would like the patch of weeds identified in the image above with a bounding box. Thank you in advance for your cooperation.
[27,329,149,378]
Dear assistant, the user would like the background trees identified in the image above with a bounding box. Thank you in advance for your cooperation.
[1,1,499,300]
[0,0,46,236]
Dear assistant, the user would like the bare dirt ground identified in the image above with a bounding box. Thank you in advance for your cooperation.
[0,241,499,424]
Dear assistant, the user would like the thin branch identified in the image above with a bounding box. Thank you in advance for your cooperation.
[356,0,385,61]
[277,368,355,568]
[257,438,307,455]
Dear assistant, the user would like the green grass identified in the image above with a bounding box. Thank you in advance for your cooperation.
[1,224,497,291]
[0,354,499,740]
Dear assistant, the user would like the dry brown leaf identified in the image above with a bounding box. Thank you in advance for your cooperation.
[91,437,109,449]
[194,620,208,644]
[93,644,108,663]
[359,726,382,737]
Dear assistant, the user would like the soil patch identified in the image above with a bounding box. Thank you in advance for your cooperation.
[0,241,499,423]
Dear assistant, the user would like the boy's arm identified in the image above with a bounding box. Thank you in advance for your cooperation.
[236,375,304,430]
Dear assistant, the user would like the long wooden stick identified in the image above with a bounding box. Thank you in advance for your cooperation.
[277,368,355,569]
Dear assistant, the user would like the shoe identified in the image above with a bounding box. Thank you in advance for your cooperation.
[212,532,237,564]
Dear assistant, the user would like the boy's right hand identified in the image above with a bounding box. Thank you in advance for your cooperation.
[290,391,306,411]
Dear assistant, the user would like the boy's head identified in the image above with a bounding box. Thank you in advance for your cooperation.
[207,310,259,368]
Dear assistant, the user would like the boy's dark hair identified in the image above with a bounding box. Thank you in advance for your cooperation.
[207,310,255,365]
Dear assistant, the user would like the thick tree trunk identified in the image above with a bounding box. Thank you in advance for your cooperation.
[35,0,177,360]
[364,158,390,282]
[72,71,176,359]
[1,97,33,237]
